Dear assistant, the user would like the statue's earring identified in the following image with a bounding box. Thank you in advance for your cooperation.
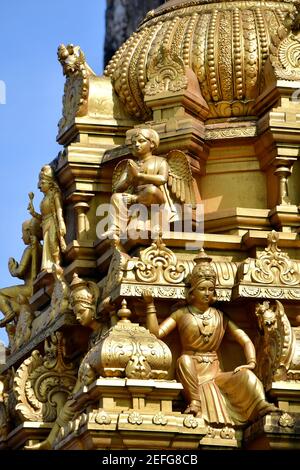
[212,291,218,304]
[90,307,96,321]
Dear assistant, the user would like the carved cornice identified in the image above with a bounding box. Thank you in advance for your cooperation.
[101,232,300,304]
[100,238,188,301]
[99,237,239,303]
[205,126,257,140]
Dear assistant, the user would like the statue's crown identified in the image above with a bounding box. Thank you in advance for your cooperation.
[190,249,216,287]
[70,273,98,306]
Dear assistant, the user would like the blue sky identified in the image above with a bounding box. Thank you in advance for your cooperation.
[0,1,106,344]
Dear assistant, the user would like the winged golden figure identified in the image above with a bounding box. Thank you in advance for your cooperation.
[102,128,196,241]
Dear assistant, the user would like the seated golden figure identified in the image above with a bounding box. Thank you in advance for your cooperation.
[0,218,42,328]
[28,165,66,272]
[145,256,277,426]
[101,127,195,242]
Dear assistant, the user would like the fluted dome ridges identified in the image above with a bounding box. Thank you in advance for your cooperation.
[105,0,296,120]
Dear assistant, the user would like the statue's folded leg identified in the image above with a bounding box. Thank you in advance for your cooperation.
[0,286,30,326]
[216,369,278,423]
[177,355,201,415]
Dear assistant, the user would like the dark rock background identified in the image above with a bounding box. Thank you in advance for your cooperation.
[104,0,164,65]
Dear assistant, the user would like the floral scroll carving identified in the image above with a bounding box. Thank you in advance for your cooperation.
[269,5,300,80]
[250,232,300,286]
[135,237,187,284]
[145,45,188,96]
[13,332,77,422]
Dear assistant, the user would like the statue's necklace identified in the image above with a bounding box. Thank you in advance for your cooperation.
[188,306,215,343]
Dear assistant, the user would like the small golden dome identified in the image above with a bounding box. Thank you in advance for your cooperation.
[105,0,297,120]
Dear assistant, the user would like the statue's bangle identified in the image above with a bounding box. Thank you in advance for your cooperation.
[247,359,256,366]
[146,304,156,315]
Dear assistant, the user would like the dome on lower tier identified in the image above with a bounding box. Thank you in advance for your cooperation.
[105,0,297,120]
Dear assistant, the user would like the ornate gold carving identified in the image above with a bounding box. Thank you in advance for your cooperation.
[89,299,172,381]
[220,426,235,440]
[205,126,257,140]
[250,232,300,286]
[243,9,258,99]
[279,412,295,428]
[105,1,294,119]
[255,300,300,388]
[120,283,185,299]
[239,285,300,299]
[269,4,300,79]
[13,332,77,422]
[145,45,188,96]
[111,253,236,302]
[279,36,300,70]
[136,236,187,284]
[236,231,300,300]
[183,415,198,429]
[152,412,168,426]
[94,410,112,425]
[206,426,217,438]
[202,424,236,442]
[128,411,143,425]
[58,44,95,132]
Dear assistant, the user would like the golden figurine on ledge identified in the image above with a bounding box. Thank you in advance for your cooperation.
[101,127,195,242]
[0,218,42,328]
[145,254,277,425]
[28,165,66,272]
[26,273,104,450]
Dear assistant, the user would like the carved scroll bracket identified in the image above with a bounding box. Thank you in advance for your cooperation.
[234,231,300,300]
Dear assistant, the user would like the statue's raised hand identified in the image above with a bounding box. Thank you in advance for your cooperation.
[143,290,154,305]
[127,159,139,180]
[8,257,17,275]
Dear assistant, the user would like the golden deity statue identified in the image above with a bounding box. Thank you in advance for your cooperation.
[101,127,195,242]
[26,273,104,450]
[145,254,277,425]
[2,0,300,452]
[28,165,66,272]
[0,218,42,328]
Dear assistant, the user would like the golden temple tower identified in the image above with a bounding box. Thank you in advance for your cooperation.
[0,0,300,451]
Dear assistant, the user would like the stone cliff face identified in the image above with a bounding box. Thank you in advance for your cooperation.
[104,0,164,65]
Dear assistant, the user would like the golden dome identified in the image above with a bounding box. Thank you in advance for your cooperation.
[105,0,297,120]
